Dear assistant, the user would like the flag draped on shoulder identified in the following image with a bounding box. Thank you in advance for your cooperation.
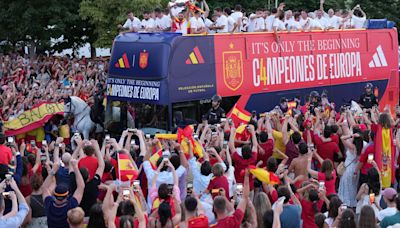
[117,153,138,181]
[374,124,395,188]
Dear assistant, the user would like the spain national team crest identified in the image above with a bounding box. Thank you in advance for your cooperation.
[139,50,149,69]
[222,51,244,91]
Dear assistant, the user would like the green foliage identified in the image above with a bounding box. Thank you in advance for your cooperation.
[0,0,57,48]
[0,0,95,55]
[352,0,400,30]
[50,0,97,54]
[79,0,165,47]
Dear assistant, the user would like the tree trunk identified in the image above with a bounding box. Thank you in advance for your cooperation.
[90,42,96,59]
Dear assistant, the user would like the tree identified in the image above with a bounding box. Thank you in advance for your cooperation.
[79,0,165,48]
[0,0,96,56]
[352,0,400,40]
[0,0,58,55]
[50,0,97,57]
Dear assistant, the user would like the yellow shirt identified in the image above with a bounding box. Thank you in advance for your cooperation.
[272,130,302,159]
[59,124,70,138]
[272,130,286,159]
[27,127,45,141]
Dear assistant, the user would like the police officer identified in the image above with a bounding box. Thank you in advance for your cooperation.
[278,97,288,113]
[309,91,321,115]
[359,83,378,109]
[205,95,225,124]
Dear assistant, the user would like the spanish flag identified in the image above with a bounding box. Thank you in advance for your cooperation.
[374,124,395,188]
[185,1,204,14]
[235,124,247,135]
[286,101,297,116]
[177,125,204,158]
[227,95,251,128]
[155,126,204,159]
[247,165,281,185]
[117,153,138,181]
[149,149,163,169]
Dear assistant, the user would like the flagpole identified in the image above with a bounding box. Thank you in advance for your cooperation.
[117,153,122,185]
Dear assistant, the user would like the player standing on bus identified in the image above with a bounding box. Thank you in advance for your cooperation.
[359,83,378,109]
[206,95,225,124]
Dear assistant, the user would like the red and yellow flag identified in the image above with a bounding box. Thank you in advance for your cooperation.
[155,125,204,159]
[374,125,395,188]
[227,95,251,127]
[247,165,281,185]
[185,1,204,14]
[149,149,163,169]
[4,102,64,136]
[117,153,138,181]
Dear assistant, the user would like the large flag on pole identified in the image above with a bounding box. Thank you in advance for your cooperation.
[227,95,251,127]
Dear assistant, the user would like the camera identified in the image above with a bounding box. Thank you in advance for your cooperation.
[128,128,137,133]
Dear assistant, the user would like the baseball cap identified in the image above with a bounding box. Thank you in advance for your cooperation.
[382,188,397,201]
[54,184,69,199]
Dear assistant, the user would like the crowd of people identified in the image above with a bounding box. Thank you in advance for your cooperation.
[0,5,396,227]
[0,53,108,123]
[1,50,400,228]
[118,0,368,35]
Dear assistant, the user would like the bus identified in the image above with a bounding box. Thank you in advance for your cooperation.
[105,28,399,131]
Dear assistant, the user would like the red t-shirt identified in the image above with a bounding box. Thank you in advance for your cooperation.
[78,156,98,180]
[301,199,324,228]
[268,188,278,204]
[257,139,274,168]
[359,144,375,175]
[0,145,12,165]
[188,215,209,228]
[115,214,148,228]
[303,130,315,144]
[208,175,230,199]
[314,135,340,162]
[318,172,337,195]
[285,141,299,166]
[330,134,340,145]
[74,74,84,81]
[211,208,244,228]
[232,151,257,188]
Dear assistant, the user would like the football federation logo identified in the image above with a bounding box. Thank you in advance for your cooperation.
[139,50,149,69]
[222,46,244,91]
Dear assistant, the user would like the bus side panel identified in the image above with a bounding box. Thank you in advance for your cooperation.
[169,36,217,103]
[213,29,398,104]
